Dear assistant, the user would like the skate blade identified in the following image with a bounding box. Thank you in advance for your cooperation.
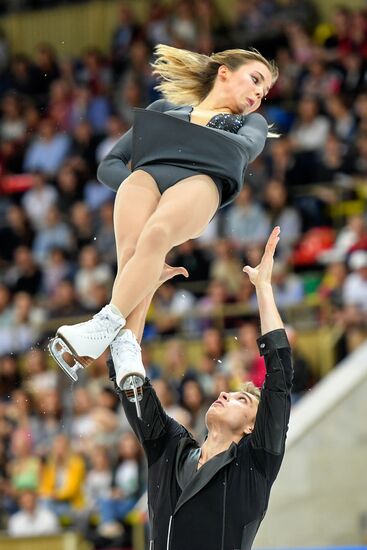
[48,337,91,382]
[122,375,144,419]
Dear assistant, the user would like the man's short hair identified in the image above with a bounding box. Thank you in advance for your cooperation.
[239,381,261,402]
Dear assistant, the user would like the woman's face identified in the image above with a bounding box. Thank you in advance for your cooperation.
[219,60,273,114]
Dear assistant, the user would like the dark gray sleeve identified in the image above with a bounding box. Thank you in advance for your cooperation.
[237,112,269,163]
[96,99,171,192]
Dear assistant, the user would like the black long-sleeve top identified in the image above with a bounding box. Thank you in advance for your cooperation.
[108,328,293,550]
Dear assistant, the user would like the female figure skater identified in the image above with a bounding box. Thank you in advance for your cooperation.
[49,44,278,407]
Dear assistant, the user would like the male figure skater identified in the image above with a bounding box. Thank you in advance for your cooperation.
[108,227,293,550]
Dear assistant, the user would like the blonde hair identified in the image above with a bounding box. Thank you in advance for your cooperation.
[151,44,279,107]
[240,381,261,402]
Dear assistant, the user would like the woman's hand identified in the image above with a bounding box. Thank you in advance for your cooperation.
[242,226,280,287]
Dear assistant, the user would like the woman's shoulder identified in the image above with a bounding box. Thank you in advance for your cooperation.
[145,98,185,113]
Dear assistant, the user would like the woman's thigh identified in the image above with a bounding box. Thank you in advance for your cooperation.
[113,170,161,269]
[140,174,220,248]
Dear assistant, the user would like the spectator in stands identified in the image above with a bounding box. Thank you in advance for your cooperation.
[110,2,141,77]
[94,201,117,266]
[97,431,143,538]
[299,59,341,99]
[288,96,330,153]
[313,132,353,184]
[23,117,70,176]
[32,205,73,265]
[95,115,126,164]
[84,174,115,212]
[84,445,112,517]
[153,280,196,335]
[197,279,236,331]
[39,433,86,517]
[343,250,367,313]
[324,94,355,143]
[223,186,270,251]
[0,284,12,327]
[5,245,42,296]
[47,77,72,129]
[222,321,266,388]
[197,353,218,397]
[271,260,304,308]
[164,338,196,386]
[180,379,208,442]
[141,343,161,381]
[69,387,98,453]
[32,43,60,103]
[0,354,22,400]
[70,120,99,172]
[21,171,58,232]
[172,239,211,287]
[151,378,190,426]
[339,51,367,96]
[91,387,122,450]
[0,205,34,266]
[201,326,227,363]
[24,348,57,395]
[77,48,112,97]
[74,245,113,311]
[318,258,347,311]
[33,389,63,455]
[209,239,243,296]
[266,136,302,186]
[43,247,73,298]
[8,428,41,495]
[70,201,95,250]
[284,325,313,403]
[46,278,84,319]
[2,53,36,98]
[56,165,84,215]
[114,76,146,125]
[70,84,111,134]
[0,94,26,142]
[263,180,301,259]
[145,2,171,48]
[170,0,199,48]
[9,292,45,354]
[7,489,60,537]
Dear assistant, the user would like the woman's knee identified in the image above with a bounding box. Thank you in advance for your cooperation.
[136,221,171,252]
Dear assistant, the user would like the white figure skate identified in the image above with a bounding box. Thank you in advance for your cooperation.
[49,304,125,382]
[110,329,146,419]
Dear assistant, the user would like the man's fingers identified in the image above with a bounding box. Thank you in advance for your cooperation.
[264,227,281,256]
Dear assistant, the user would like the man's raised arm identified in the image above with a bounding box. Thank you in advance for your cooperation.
[243,227,293,481]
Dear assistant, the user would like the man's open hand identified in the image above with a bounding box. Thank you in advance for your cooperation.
[243,227,280,287]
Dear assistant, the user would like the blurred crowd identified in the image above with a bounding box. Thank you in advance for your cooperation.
[0,0,367,546]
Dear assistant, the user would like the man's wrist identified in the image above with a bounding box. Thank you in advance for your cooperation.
[255,282,273,293]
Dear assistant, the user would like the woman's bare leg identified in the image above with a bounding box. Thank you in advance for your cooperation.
[111,170,160,336]
[111,174,219,317]
[133,263,189,343]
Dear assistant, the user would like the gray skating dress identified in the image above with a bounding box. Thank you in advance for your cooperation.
[97,99,268,208]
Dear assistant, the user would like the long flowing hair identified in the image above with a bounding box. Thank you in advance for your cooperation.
[151,44,279,106]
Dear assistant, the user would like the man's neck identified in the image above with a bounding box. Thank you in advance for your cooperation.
[200,429,242,463]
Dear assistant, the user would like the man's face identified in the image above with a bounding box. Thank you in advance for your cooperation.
[205,391,259,437]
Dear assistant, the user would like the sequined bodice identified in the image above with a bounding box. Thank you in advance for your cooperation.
[206,113,246,134]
